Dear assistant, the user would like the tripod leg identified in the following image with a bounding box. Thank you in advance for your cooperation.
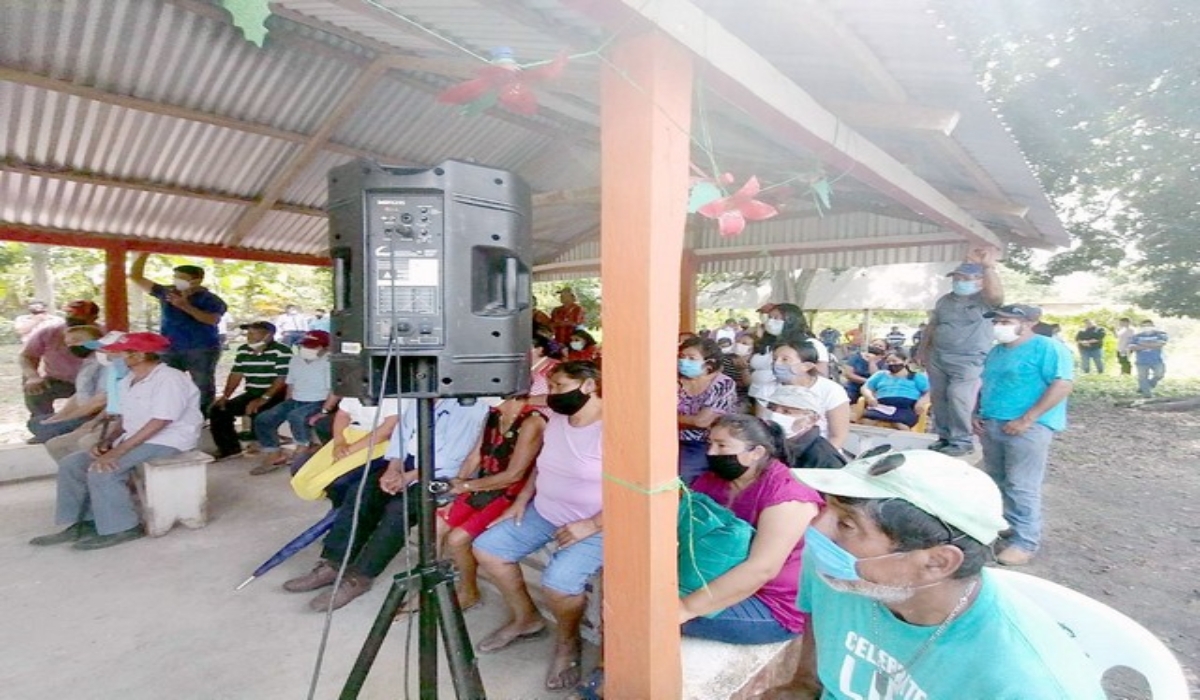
[339,572,418,700]
[433,569,487,700]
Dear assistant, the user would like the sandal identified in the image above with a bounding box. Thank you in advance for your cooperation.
[568,668,604,700]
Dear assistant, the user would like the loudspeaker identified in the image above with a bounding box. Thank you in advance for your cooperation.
[327,159,532,400]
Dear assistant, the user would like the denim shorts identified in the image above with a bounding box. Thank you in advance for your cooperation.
[473,502,603,595]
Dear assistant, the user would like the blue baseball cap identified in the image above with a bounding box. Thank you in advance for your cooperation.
[946,262,984,277]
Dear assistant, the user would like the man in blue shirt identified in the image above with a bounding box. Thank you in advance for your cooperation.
[283,398,488,611]
[1129,319,1169,397]
[777,451,1106,700]
[130,253,227,412]
[976,304,1074,566]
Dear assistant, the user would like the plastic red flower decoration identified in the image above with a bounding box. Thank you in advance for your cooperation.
[697,176,779,236]
[438,47,568,116]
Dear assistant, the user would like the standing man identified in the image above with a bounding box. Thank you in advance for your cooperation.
[307,308,330,333]
[14,300,54,343]
[130,253,227,411]
[818,326,841,354]
[1115,317,1135,376]
[28,332,203,551]
[549,287,586,346]
[274,304,309,346]
[1129,319,1169,397]
[884,326,907,351]
[1074,319,1106,374]
[209,321,290,460]
[915,248,1004,457]
[976,304,1074,566]
[20,300,102,437]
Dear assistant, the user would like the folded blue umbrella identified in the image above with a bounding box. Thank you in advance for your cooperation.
[235,508,339,591]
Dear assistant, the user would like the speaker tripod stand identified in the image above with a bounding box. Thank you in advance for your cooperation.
[340,394,487,700]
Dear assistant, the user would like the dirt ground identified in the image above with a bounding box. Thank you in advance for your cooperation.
[2,344,1197,695]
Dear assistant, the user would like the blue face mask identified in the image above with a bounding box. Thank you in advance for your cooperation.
[678,358,705,378]
[805,526,903,581]
[952,279,982,296]
[110,356,130,379]
[773,362,798,383]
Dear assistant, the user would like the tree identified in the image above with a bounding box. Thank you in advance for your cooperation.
[936,0,1200,317]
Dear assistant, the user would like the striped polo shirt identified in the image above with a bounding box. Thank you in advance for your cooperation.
[231,341,291,395]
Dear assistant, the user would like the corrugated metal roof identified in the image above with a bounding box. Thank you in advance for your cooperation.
[0,0,1066,269]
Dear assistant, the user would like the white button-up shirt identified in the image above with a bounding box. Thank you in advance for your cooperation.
[116,363,203,451]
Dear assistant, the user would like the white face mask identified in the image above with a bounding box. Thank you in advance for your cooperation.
[248,341,266,351]
[767,411,799,437]
[96,352,112,367]
[764,319,785,336]
[173,278,192,291]
[992,323,1021,344]
[733,343,753,357]
[569,340,585,351]
[298,347,320,360]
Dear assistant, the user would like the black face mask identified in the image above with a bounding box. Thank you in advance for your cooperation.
[546,388,590,416]
[68,345,94,358]
[887,363,905,373]
[707,453,749,481]
[65,317,88,327]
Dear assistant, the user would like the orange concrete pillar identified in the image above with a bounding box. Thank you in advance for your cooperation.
[104,244,129,331]
[680,250,698,334]
[600,31,692,700]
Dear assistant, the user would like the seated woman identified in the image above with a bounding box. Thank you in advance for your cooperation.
[840,339,887,403]
[436,395,546,610]
[764,385,847,469]
[856,350,930,430]
[677,337,738,484]
[473,361,603,691]
[771,340,851,450]
[566,329,600,363]
[681,414,823,643]
[527,334,564,410]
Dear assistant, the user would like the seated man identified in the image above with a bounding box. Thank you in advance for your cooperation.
[29,333,203,551]
[209,321,290,460]
[20,300,102,440]
[766,385,846,469]
[768,450,1105,699]
[44,332,131,462]
[250,330,336,475]
[27,325,107,444]
[283,398,488,611]
[473,361,604,692]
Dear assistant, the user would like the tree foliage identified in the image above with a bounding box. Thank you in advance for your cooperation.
[936,0,1200,317]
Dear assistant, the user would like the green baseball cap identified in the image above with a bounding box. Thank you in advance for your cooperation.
[792,450,1008,545]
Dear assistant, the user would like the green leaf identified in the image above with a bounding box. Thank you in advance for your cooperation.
[810,178,833,214]
[222,0,272,48]
[687,182,724,213]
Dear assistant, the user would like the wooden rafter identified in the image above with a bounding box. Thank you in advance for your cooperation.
[2,159,326,218]
[223,56,392,246]
[824,100,961,136]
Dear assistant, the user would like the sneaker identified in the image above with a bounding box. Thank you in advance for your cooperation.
[934,443,974,457]
[73,526,144,550]
[308,571,373,611]
[996,546,1034,566]
[283,561,339,593]
[30,521,96,546]
[927,439,950,451]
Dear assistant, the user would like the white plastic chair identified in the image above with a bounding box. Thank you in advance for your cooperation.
[989,568,1192,699]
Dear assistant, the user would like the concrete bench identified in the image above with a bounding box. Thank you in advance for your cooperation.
[132,450,214,537]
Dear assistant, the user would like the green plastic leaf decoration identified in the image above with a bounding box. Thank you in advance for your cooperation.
[222,0,272,47]
[810,178,833,215]
[687,181,725,213]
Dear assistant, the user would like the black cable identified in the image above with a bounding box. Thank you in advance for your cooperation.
[305,335,398,700]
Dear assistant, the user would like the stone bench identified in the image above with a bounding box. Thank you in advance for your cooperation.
[131,450,214,537]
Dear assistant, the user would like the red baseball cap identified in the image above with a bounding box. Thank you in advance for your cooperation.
[102,332,171,353]
[299,330,331,348]
[64,300,100,317]
[756,303,776,314]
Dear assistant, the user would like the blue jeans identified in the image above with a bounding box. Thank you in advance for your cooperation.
[28,415,89,443]
[979,419,1054,552]
[56,443,181,535]
[679,440,710,486]
[681,595,794,645]
[1079,347,1104,374]
[1137,362,1165,396]
[927,354,984,449]
[253,399,324,451]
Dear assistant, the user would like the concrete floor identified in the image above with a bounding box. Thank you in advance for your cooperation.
[0,457,564,700]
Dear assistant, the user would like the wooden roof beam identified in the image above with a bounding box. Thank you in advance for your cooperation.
[2,159,326,218]
[946,190,1030,218]
[0,67,385,162]
[824,100,961,136]
[585,0,1002,249]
